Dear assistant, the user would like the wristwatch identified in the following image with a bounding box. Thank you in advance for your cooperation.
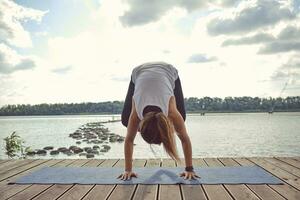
[185,166,194,172]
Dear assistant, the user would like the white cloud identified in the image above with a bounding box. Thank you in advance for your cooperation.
[34,31,48,37]
[0,0,47,47]
[207,0,296,35]
[120,0,240,26]
[0,0,299,106]
[0,43,36,74]
[187,54,217,63]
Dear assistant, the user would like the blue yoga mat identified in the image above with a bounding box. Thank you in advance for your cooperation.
[10,166,283,185]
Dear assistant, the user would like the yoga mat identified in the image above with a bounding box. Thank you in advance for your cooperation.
[10,166,283,185]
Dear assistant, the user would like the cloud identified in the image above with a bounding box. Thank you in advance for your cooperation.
[187,54,217,63]
[271,71,300,85]
[258,41,300,54]
[271,55,300,86]
[0,43,35,74]
[221,25,300,54]
[51,65,73,74]
[0,0,47,47]
[222,32,275,46]
[163,49,171,54]
[280,56,300,72]
[207,0,296,36]
[257,25,300,54]
[269,55,300,96]
[120,0,239,26]
[110,75,130,82]
[220,0,240,7]
[34,31,48,37]
[277,25,300,40]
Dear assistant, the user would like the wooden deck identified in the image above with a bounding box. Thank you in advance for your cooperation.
[0,157,300,200]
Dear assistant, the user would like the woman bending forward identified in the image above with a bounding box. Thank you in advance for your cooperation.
[118,61,200,181]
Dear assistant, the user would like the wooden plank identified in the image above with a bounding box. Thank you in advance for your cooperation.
[219,158,285,200]
[0,159,50,182]
[0,159,66,200]
[132,159,161,200]
[0,159,42,181]
[0,159,35,173]
[264,158,300,177]
[83,159,105,167]
[5,159,84,200]
[2,158,299,200]
[235,158,300,200]
[108,159,147,200]
[234,158,255,166]
[51,159,104,200]
[0,159,12,165]
[177,158,207,200]
[203,158,233,200]
[249,158,300,190]
[158,159,181,200]
[292,157,300,161]
[276,157,300,169]
[31,159,105,200]
[81,159,119,200]
[0,159,65,188]
[269,184,300,200]
[205,158,259,200]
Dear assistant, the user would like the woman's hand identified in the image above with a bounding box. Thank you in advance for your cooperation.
[117,171,138,180]
[179,171,200,180]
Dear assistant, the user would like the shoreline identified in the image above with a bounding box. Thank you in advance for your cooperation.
[0,110,300,117]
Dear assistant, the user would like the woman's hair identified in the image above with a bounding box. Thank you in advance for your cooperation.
[140,106,180,163]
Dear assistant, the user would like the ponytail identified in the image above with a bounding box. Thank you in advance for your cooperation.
[140,111,181,163]
[155,112,181,163]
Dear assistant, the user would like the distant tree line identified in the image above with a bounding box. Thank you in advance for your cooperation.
[0,96,299,116]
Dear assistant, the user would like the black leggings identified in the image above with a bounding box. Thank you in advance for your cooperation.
[121,76,186,127]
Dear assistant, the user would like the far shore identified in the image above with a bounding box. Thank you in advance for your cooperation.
[0,110,299,117]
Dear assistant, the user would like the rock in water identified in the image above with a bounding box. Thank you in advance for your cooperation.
[100,148,108,152]
[102,145,111,150]
[43,146,54,150]
[57,147,68,152]
[26,151,36,156]
[50,150,59,155]
[36,149,47,155]
[86,149,94,153]
[86,153,95,158]
[84,147,92,152]
[72,147,83,154]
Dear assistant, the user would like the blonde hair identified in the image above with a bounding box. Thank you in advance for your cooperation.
[140,111,180,163]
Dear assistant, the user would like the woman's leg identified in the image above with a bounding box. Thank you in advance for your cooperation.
[174,76,186,121]
[121,76,135,127]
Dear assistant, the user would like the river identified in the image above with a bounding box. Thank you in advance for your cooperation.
[0,112,299,159]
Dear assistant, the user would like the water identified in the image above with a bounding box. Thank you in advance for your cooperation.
[0,112,299,159]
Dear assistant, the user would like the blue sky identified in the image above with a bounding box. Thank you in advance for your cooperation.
[0,0,299,106]
[14,0,99,56]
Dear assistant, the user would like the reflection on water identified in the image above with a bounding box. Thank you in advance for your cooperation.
[0,112,299,159]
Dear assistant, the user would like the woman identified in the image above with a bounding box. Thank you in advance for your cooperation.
[117,61,200,181]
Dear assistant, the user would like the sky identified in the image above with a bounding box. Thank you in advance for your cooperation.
[0,0,300,106]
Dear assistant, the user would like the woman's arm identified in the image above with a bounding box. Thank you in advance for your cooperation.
[169,97,200,180]
[118,110,139,180]
[124,99,140,172]
[168,97,193,167]
[170,110,193,167]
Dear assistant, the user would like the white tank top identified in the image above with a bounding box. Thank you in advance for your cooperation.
[131,61,179,120]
